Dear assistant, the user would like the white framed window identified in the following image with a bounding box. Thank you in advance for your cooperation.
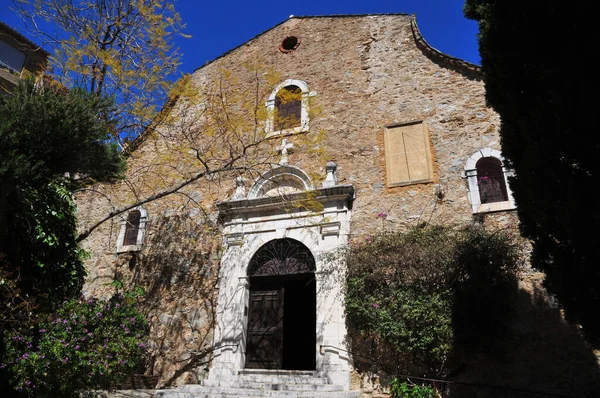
[463,148,516,213]
[116,207,148,253]
[265,79,315,137]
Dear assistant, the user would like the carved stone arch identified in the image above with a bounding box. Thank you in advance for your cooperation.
[247,238,316,277]
[464,148,505,170]
[268,79,310,102]
[247,165,314,199]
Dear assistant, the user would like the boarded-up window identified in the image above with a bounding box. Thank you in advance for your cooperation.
[274,85,301,130]
[123,210,141,246]
[384,121,433,187]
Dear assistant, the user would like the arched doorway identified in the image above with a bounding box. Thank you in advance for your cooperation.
[245,238,316,370]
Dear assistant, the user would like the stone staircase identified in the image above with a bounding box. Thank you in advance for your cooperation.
[154,369,360,398]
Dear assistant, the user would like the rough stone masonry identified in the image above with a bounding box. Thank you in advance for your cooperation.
[75,14,599,397]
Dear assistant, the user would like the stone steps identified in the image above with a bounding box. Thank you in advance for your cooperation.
[201,380,343,391]
[155,392,360,398]
[154,370,360,398]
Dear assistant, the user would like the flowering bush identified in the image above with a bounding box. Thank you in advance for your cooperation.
[2,292,149,397]
[344,225,521,379]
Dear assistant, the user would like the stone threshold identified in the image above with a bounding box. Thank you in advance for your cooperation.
[238,369,317,376]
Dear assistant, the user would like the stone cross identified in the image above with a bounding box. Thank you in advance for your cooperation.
[276,138,295,166]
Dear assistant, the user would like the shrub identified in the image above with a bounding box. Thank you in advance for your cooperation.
[389,378,436,398]
[2,292,149,397]
[345,225,521,379]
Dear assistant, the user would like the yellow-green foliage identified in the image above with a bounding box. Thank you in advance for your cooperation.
[15,0,187,142]
[76,62,329,241]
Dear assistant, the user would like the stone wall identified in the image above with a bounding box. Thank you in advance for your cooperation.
[180,14,497,235]
[76,190,221,386]
[75,14,598,394]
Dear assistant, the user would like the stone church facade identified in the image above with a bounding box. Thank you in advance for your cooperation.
[76,14,588,396]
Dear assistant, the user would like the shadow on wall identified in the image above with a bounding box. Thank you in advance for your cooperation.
[116,213,222,387]
[347,245,600,398]
[449,271,600,398]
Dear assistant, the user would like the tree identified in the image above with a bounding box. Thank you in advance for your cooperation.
[75,66,325,242]
[0,79,124,347]
[464,1,599,338]
[12,1,325,248]
[0,79,146,396]
[0,79,124,188]
[12,0,187,144]
[2,293,149,397]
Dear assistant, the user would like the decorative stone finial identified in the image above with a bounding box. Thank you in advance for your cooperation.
[231,176,246,200]
[322,161,338,188]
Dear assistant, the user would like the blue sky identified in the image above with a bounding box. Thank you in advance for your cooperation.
[0,0,480,74]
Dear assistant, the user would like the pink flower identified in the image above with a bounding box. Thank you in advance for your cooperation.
[372,303,379,308]
[376,212,388,219]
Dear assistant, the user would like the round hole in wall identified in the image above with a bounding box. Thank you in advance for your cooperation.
[280,36,300,53]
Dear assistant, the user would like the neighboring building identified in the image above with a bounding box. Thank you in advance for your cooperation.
[0,21,48,92]
[76,14,596,397]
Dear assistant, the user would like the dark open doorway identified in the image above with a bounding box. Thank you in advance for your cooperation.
[245,239,316,370]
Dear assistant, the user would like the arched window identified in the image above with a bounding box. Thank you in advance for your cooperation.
[274,85,302,130]
[476,157,509,204]
[265,79,315,137]
[247,238,316,277]
[463,148,515,213]
[116,207,147,252]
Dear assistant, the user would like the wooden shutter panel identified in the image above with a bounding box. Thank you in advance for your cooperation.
[384,121,433,186]
[384,126,410,184]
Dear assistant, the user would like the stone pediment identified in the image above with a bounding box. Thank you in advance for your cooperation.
[217,164,353,217]
[247,165,314,199]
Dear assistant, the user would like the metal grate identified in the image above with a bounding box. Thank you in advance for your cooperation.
[248,238,315,277]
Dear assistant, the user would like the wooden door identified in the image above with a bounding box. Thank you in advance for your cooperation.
[245,287,284,369]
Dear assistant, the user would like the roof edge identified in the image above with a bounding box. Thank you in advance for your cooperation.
[410,16,482,78]
[0,21,50,57]
[291,13,408,18]
[193,13,410,73]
